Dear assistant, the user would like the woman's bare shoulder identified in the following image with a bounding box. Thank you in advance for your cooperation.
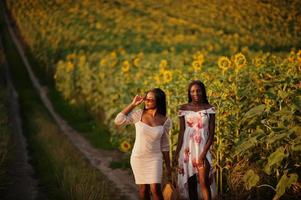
[204,104,214,109]
[179,103,190,110]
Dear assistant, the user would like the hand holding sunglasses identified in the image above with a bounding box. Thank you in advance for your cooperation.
[131,95,144,106]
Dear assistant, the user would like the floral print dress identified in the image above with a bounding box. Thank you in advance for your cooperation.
[177,107,217,199]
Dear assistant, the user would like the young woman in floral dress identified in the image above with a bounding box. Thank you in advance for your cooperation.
[174,80,216,200]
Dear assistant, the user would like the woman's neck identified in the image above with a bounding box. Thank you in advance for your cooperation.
[145,108,157,117]
[191,101,202,106]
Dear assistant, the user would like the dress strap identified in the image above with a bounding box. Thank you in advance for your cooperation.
[207,107,216,114]
[178,110,186,117]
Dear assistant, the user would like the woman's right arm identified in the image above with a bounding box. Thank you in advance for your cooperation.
[114,95,144,126]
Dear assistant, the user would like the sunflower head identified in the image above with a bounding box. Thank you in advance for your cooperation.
[121,60,130,73]
[133,57,141,67]
[120,141,132,152]
[234,53,247,69]
[192,60,202,71]
[111,51,117,59]
[66,61,74,72]
[163,70,173,83]
[99,58,107,67]
[218,56,231,70]
[297,50,301,63]
[160,59,168,70]
[193,51,205,63]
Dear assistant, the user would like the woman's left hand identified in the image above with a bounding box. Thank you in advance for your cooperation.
[198,153,206,167]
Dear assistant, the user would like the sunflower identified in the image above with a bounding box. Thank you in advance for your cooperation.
[160,59,168,70]
[297,50,301,63]
[121,60,130,73]
[234,53,247,69]
[111,51,117,59]
[133,57,141,67]
[66,53,76,60]
[288,50,295,62]
[120,141,132,152]
[154,74,161,84]
[163,70,173,83]
[218,56,231,71]
[66,61,74,72]
[193,51,204,62]
[192,60,202,71]
[99,58,107,67]
[95,22,102,30]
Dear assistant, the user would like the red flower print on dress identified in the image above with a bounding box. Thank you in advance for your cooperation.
[183,148,190,163]
[189,132,194,139]
[186,117,194,127]
[192,158,198,168]
[197,117,203,129]
[194,133,201,143]
[178,167,184,175]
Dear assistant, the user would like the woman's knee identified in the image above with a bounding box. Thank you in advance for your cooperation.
[150,184,162,196]
[139,185,150,196]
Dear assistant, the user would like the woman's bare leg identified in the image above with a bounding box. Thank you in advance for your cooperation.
[150,183,163,200]
[197,159,211,200]
[138,184,150,200]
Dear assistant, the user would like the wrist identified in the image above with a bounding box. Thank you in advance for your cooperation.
[129,102,136,107]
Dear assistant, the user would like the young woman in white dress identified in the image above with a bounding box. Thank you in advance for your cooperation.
[173,80,216,200]
[114,88,172,200]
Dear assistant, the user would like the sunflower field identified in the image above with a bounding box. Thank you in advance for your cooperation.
[5,0,301,199]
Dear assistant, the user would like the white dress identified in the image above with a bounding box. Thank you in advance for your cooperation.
[115,109,172,184]
[177,107,217,199]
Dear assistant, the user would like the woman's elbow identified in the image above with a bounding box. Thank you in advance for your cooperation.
[114,118,121,125]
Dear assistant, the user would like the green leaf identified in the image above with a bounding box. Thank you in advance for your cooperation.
[243,104,265,119]
[277,90,289,100]
[234,136,257,156]
[272,108,292,117]
[292,95,301,110]
[291,143,301,151]
[291,141,301,151]
[264,147,288,175]
[266,132,288,145]
[265,91,278,100]
[243,169,260,190]
[273,172,298,200]
[288,126,301,137]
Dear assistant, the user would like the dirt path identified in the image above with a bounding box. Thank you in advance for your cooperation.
[2,3,138,200]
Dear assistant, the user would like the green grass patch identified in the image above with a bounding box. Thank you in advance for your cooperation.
[47,88,114,150]
[0,66,12,197]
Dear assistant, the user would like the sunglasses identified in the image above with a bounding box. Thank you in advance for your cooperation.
[144,98,155,103]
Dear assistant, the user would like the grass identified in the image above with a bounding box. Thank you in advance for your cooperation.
[47,88,114,150]
[0,5,124,199]
[0,61,12,197]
